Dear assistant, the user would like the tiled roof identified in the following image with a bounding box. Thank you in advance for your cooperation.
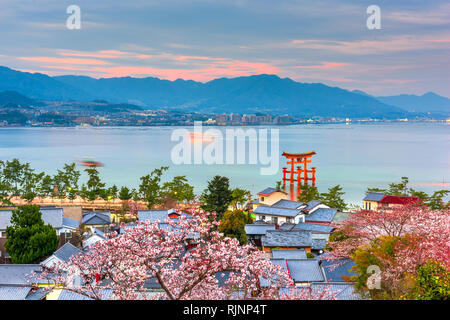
[286,259,325,282]
[0,286,31,300]
[52,242,83,262]
[253,206,301,218]
[272,199,305,210]
[320,255,356,282]
[278,223,295,231]
[293,222,334,233]
[62,217,79,229]
[81,212,111,225]
[305,208,337,223]
[272,249,307,259]
[257,187,284,196]
[310,283,362,300]
[312,239,327,250]
[261,230,312,248]
[0,208,64,230]
[379,195,420,205]
[138,209,177,223]
[57,289,113,300]
[305,200,322,210]
[245,224,276,235]
[363,192,385,202]
[0,265,42,285]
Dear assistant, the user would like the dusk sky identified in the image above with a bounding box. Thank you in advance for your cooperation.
[1,0,449,96]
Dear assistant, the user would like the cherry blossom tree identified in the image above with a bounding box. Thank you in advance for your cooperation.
[325,204,450,298]
[36,211,335,300]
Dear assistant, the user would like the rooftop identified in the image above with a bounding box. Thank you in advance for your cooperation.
[0,208,64,230]
[305,208,337,223]
[245,224,276,235]
[320,255,356,282]
[293,222,334,233]
[0,265,42,286]
[379,195,421,205]
[52,242,83,262]
[253,206,301,218]
[81,212,111,225]
[257,187,286,196]
[261,230,312,248]
[272,199,305,210]
[286,259,324,282]
[363,192,386,202]
[138,209,178,223]
[271,249,307,260]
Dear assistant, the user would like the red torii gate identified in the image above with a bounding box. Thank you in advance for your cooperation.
[281,151,317,190]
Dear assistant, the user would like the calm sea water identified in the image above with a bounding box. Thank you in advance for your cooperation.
[1,123,449,204]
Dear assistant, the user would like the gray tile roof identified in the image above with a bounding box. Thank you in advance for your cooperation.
[24,287,48,300]
[293,222,334,233]
[305,200,322,210]
[0,265,42,285]
[52,242,83,262]
[81,212,111,225]
[278,223,295,231]
[0,286,31,300]
[261,230,312,248]
[320,255,357,282]
[312,239,328,250]
[0,208,64,230]
[272,249,307,259]
[286,259,325,282]
[57,289,113,300]
[305,208,338,223]
[363,192,385,202]
[62,217,79,229]
[253,206,301,218]
[257,187,279,195]
[310,283,362,300]
[138,209,177,223]
[244,224,276,235]
[272,199,305,210]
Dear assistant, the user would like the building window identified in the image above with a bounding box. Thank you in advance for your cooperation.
[271,216,278,224]
[286,217,292,223]
[65,231,72,239]
[369,202,371,210]
[0,231,6,238]
[260,196,265,202]
[260,215,266,221]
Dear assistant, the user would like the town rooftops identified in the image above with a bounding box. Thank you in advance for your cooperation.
[286,259,325,283]
[272,199,305,210]
[81,212,111,225]
[253,206,301,218]
[0,208,64,231]
[57,288,113,300]
[320,255,356,282]
[304,200,323,211]
[245,224,276,235]
[0,265,42,286]
[312,239,328,251]
[278,223,295,231]
[379,195,421,205]
[305,208,337,223]
[138,209,178,223]
[62,217,79,229]
[261,230,312,248]
[363,192,386,202]
[257,187,286,196]
[52,242,82,263]
[0,286,33,300]
[293,222,334,234]
[271,249,307,260]
[310,283,362,300]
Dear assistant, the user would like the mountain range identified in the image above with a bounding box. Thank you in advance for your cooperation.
[0,66,449,118]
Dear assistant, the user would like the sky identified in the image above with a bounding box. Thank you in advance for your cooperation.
[0,0,449,96]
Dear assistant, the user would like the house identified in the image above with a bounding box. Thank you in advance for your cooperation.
[0,207,79,263]
[244,222,276,247]
[81,211,111,232]
[261,230,312,253]
[83,228,106,249]
[138,209,180,223]
[303,200,330,213]
[252,206,304,225]
[285,259,325,285]
[252,187,288,210]
[304,208,338,225]
[363,192,421,211]
[41,242,83,268]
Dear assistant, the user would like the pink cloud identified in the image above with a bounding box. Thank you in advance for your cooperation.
[20,56,110,65]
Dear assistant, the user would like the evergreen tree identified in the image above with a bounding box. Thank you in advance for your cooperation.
[5,205,59,264]
[297,184,320,203]
[218,210,248,245]
[320,185,347,211]
[139,166,168,209]
[200,176,233,220]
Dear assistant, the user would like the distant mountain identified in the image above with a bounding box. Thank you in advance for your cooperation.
[0,90,43,107]
[0,65,415,118]
[376,92,450,114]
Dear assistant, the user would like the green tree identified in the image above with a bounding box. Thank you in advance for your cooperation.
[21,171,45,203]
[139,166,169,209]
[414,260,450,300]
[230,188,251,210]
[218,210,248,245]
[5,205,59,264]
[297,184,320,203]
[200,176,233,220]
[53,163,81,202]
[162,176,195,203]
[320,185,347,211]
[119,186,133,200]
[81,168,106,202]
[426,190,450,210]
